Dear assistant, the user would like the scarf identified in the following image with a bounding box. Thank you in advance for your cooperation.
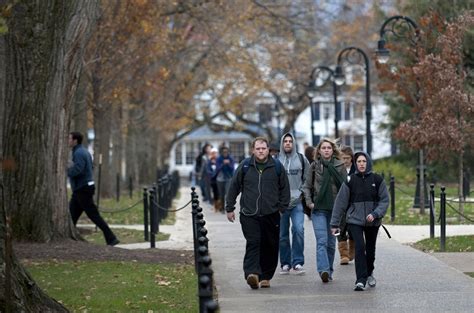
[314,157,345,211]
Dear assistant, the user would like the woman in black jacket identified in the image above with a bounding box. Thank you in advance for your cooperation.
[330,152,389,291]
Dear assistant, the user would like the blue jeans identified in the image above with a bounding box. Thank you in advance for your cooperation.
[279,202,305,268]
[312,210,336,276]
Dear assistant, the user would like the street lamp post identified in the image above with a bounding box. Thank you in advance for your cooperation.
[333,47,372,156]
[375,15,426,213]
[308,66,340,140]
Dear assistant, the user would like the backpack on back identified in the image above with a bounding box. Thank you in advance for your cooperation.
[346,173,391,238]
[241,157,282,183]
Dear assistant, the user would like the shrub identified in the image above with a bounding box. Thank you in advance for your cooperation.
[373,158,416,184]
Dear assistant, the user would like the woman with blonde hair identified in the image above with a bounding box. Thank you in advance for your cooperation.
[303,138,346,283]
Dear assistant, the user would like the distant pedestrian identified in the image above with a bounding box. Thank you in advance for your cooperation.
[215,146,235,213]
[195,143,212,202]
[331,151,389,291]
[337,145,356,265]
[226,137,290,289]
[278,133,310,275]
[269,142,280,158]
[207,147,220,211]
[302,138,346,283]
[304,145,315,164]
[67,132,119,246]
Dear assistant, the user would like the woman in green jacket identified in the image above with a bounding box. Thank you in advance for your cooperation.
[303,138,346,283]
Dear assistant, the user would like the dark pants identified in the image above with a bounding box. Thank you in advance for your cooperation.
[69,185,117,244]
[240,211,280,281]
[347,224,379,285]
[337,213,352,242]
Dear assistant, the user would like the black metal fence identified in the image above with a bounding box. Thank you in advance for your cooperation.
[142,170,181,248]
[387,175,473,252]
[190,187,218,313]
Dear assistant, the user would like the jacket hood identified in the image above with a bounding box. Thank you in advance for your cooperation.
[279,132,297,158]
[353,151,373,175]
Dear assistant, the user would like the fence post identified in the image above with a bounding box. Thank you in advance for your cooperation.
[116,173,120,202]
[129,176,133,199]
[191,187,200,272]
[440,186,446,252]
[157,178,163,223]
[196,225,217,312]
[390,176,395,222]
[150,185,157,248]
[429,183,435,239]
[143,188,149,241]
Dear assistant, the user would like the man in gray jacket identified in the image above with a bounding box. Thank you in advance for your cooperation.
[226,137,290,289]
[278,133,310,275]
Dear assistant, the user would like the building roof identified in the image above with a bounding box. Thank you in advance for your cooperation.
[182,125,305,141]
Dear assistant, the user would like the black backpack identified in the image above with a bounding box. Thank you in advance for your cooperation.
[346,173,391,238]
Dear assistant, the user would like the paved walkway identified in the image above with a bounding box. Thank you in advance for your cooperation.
[81,186,474,312]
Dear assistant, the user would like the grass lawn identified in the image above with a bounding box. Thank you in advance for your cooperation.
[382,183,474,225]
[26,261,197,312]
[80,227,170,245]
[412,235,474,252]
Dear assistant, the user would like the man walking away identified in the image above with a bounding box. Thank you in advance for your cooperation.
[226,137,290,289]
[68,132,119,246]
[278,133,310,275]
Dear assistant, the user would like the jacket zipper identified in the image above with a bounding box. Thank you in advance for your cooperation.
[256,170,262,215]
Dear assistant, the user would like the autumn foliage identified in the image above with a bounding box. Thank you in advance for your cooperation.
[376,11,474,161]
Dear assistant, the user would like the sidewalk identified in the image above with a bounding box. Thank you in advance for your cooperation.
[202,200,474,312]
[81,185,474,312]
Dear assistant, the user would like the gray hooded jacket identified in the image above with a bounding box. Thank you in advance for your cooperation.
[330,152,389,227]
[278,133,310,208]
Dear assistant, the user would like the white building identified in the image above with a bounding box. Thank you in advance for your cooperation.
[169,125,306,177]
[295,91,392,160]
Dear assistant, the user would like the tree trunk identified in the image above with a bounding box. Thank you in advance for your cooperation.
[93,105,113,197]
[1,1,98,311]
[71,73,90,146]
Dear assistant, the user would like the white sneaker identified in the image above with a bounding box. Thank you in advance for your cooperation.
[367,275,376,287]
[279,264,290,275]
[354,282,365,291]
[293,264,306,275]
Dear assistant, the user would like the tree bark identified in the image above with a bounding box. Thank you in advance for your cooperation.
[1,1,98,311]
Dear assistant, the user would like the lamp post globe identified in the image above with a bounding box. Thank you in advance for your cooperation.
[334,65,345,86]
[375,39,390,64]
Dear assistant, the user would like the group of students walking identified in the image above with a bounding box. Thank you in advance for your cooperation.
[195,144,236,213]
[222,134,389,291]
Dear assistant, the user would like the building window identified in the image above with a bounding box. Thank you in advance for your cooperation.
[175,143,183,165]
[185,142,196,165]
[312,102,320,121]
[353,102,364,119]
[354,135,364,151]
[343,135,351,147]
[229,141,246,163]
[313,135,321,146]
[342,135,364,151]
[342,101,351,121]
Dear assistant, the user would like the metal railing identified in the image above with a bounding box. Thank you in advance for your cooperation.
[190,187,218,313]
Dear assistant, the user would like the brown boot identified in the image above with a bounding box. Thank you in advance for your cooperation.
[214,199,221,213]
[349,239,355,261]
[338,241,350,265]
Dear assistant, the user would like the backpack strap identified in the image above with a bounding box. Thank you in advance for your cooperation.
[373,174,383,202]
[240,157,281,186]
[297,152,305,181]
